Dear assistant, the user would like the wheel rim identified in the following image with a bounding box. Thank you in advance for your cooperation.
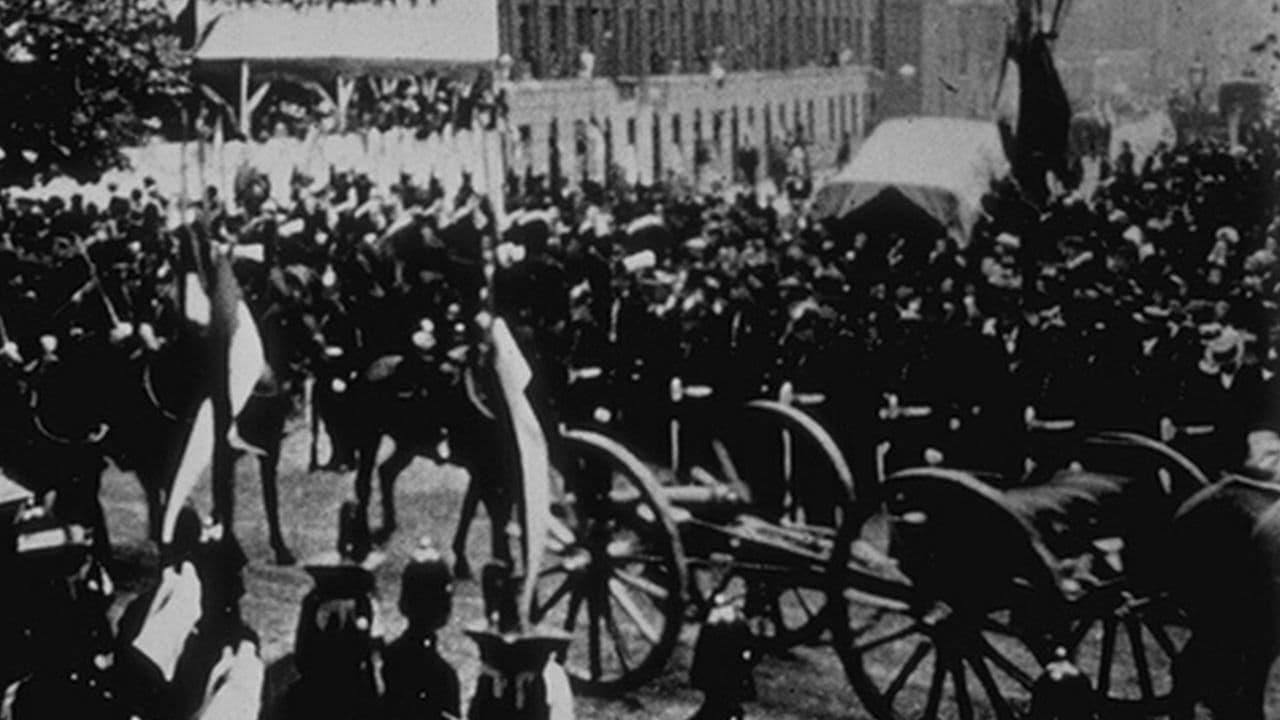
[531,428,687,695]
[831,469,1064,720]
[841,604,1041,719]
[1056,431,1206,716]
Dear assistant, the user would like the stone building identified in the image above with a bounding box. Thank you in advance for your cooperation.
[197,0,884,184]
[876,0,1006,120]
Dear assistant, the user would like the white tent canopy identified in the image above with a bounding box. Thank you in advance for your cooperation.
[813,117,1010,242]
[196,1,501,67]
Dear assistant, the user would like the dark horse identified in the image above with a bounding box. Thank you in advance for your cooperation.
[97,257,320,565]
[346,345,511,577]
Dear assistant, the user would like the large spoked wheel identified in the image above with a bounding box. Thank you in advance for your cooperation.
[530,427,687,696]
[830,468,1065,719]
[1066,590,1191,716]
[1053,432,1209,716]
[697,399,856,651]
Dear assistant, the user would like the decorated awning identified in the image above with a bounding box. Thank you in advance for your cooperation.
[195,1,500,74]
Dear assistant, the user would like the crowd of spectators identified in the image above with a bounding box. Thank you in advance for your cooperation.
[0,97,1277,718]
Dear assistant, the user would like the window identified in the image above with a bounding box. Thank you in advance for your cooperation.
[648,8,660,63]
[627,117,637,145]
[518,124,532,144]
[549,6,564,52]
[829,98,836,140]
[854,16,863,62]
[517,4,534,62]
[672,114,682,146]
[575,7,590,47]
[625,8,638,71]
[670,11,681,61]
[796,16,805,62]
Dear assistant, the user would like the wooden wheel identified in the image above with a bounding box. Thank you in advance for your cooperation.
[830,468,1064,719]
[1047,432,1209,716]
[703,399,857,650]
[530,427,687,695]
[1066,590,1191,716]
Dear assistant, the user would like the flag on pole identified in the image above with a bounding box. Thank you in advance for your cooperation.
[162,250,266,542]
[490,318,551,628]
[481,128,508,230]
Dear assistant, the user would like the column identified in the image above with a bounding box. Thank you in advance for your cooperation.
[636,108,655,185]
[854,88,866,138]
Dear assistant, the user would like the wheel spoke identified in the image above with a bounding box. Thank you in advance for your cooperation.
[534,572,577,621]
[1145,618,1179,661]
[588,589,605,680]
[1097,617,1117,697]
[1126,617,1156,701]
[788,586,819,621]
[885,641,932,703]
[923,650,946,719]
[952,654,974,720]
[854,621,924,654]
[977,636,1034,690]
[608,553,670,565]
[604,597,633,673]
[564,586,586,633]
[967,654,1018,720]
[613,568,670,601]
[609,578,661,645]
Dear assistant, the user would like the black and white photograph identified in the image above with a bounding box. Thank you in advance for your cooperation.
[0,0,1276,717]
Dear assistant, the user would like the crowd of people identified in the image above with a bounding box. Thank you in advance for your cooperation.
[0,93,1277,718]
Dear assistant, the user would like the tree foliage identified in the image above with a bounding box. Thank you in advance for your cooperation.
[0,0,186,186]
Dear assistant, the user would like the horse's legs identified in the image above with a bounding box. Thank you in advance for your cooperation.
[353,428,381,538]
[484,484,514,568]
[259,448,295,565]
[374,443,414,543]
[306,377,321,472]
[145,477,167,544]
[451,472,484,579]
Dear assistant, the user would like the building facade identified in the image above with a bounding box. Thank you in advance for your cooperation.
[498,0,881,79]
[1056,0,1278,107]
[876,0,1006,120]
[496,0,883,183]
[199,0,883,182]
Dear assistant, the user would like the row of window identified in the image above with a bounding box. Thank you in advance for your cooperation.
[514,90,870,178]
[507,0,876,79]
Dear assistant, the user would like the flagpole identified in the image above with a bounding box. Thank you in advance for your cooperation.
[73,236,123,327]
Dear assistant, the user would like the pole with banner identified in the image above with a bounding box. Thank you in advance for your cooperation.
[464,64,575,720]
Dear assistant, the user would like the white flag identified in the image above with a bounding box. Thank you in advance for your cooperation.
[491,318,551,628]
